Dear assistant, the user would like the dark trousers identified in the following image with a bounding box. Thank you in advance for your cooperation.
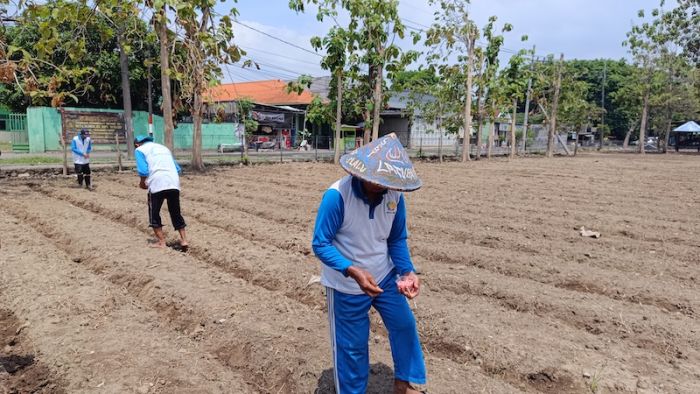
[148,189,186,230]
[74,163,91,186]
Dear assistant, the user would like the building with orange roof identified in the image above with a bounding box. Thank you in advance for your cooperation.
[205,79,318,150]
[207,79,315,106]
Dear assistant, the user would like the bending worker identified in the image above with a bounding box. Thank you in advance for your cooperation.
[312,133,426,393]
[71,128,92,190]
[134,135,188,251]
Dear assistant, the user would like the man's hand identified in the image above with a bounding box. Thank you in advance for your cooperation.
[83,153,89,159]
[347,266,383,297]
[397,272,420,299]
[139,178,148,190]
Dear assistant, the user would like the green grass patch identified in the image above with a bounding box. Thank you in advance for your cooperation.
[0,155,64,165]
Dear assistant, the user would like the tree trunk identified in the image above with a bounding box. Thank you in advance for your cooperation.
[371,58,384,142]
[159,8,174,151]
[487,120,494,160]
[334,71,343,164]
[521,46,535,155]
[461,38,475,162]
[117,34,134,159]
[510,98,517,158]
[639,91,649,155]
[364,66,374,145]
[622,124,634,149]
[475,93,483,160]
[363,110,371,145]
[574,124,584,156]
[547,54,564,158]
[487,104,495,160]
[663,63,674,154]
[437,112,444,163]
[475,118,483,160]
[241,114,249,160]
[191,90,205,172]
[663,117,672,154]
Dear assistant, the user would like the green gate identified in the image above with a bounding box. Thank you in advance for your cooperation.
[0,113,28,152]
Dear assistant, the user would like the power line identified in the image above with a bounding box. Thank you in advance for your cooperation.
[243,56,314,77]
[236,65,299,81]
[241,45,323,67]
[400,16,553,58]
[233,20,323,58]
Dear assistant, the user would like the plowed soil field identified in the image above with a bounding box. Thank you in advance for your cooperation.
[1,153,698,393]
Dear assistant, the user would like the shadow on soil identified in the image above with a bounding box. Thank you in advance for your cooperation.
[315,363,395,393]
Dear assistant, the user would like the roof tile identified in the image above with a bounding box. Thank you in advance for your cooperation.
[207,79,315,106]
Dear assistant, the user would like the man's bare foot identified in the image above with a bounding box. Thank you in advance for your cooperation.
[179,242,189,252]
[149,241,166,248]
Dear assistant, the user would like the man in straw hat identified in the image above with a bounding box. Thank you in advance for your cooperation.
[312,133,426,393]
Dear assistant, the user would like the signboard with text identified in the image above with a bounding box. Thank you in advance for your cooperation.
[61,110,126,144]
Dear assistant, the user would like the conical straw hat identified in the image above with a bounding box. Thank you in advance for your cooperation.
[339,133,422,191]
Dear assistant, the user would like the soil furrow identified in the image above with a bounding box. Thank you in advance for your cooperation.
[0,211,253,393]
[7,187,521,393]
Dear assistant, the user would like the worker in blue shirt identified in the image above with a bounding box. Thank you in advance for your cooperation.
[312,133,426,394]
[71,129,93,190]
[134,135,188,251]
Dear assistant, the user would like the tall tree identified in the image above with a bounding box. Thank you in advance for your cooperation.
[425,0,478,162]
[547,54,564,158]
[290,0,354,157]
[501,47,529,158]
[313,27,352,163]
[236,97,256,162]
[290,0,415,143]
[610,66,643,148]
[170,0,243,171]
[96,0,143,158]
[626,9,665,155]
[479,16,511,159]
[153,0,175,151]
[473,47,486,160]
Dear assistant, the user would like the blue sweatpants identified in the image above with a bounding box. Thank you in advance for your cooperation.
[326,271,427,393]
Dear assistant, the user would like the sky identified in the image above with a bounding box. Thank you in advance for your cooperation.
[220,0,664,83]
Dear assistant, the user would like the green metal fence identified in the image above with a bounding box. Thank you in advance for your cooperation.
[0,113,29,152]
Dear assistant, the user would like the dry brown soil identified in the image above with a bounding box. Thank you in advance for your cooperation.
[1,153,698,393]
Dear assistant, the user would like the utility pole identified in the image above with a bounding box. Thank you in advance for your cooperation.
[599,61,607,150]
[521,45,535,155]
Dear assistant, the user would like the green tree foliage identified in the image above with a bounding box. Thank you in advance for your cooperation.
[663,0,700,66]
[565,60,631,139]
[626,4,700,153]
[236,97,257,162]
[1,0,159,112]
[390,69,439,91]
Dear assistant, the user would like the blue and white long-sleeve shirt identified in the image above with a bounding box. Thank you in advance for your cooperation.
[135,141,181,194]
[71,135,92,165]
[312,175,415,295]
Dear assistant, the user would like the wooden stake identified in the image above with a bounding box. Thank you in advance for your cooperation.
[59,108,68,176]
[115,132,123,171]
